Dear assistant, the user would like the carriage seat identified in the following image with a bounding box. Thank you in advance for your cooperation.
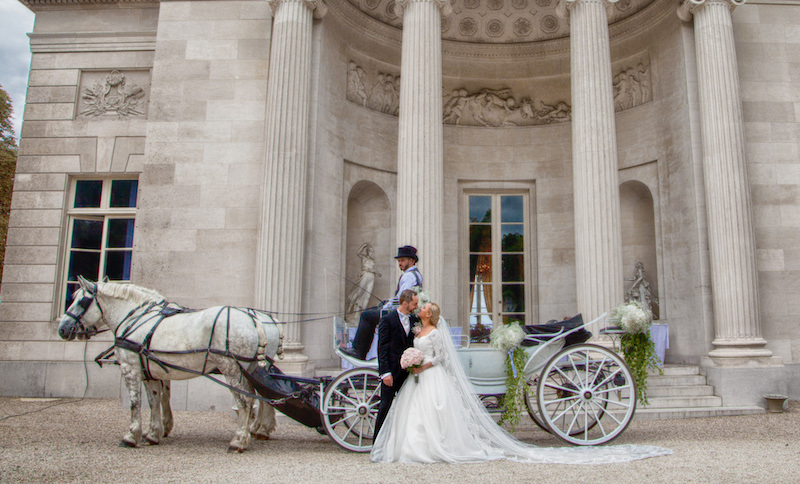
[520,313,591,347]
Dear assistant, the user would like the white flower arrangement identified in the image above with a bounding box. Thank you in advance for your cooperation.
[489,321,526,353]
[610,301,653,335]
[413,286,432,310]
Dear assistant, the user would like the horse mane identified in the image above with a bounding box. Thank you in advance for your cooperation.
[97,281,166,305]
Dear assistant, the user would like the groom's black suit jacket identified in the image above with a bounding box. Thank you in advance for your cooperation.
[377,309,417,387]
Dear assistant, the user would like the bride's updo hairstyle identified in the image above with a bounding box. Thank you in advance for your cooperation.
[429,303,440,327]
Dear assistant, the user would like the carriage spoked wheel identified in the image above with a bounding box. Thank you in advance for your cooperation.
[536,344,636,446]
[524,370,602,436]
[322,368,382,452]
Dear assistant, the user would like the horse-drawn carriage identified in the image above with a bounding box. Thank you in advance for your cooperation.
[58,278,637,453]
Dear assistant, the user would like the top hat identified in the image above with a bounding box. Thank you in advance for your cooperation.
[395,245,418,261]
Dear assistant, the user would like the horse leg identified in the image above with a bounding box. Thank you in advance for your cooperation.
[142,380,165,445]
[160,381,173,438]
[120,364,143,447]
[224,373,254,453]
[249,401,276,440]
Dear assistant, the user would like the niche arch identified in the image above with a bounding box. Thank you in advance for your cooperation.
[620,180,659,318]
[345,181,392,321]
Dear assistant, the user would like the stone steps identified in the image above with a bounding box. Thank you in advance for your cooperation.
[636,365,764,420]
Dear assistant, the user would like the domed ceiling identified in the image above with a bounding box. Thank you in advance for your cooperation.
[346,0,654,43]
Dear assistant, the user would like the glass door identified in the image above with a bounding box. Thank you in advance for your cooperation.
[468,193,528,343]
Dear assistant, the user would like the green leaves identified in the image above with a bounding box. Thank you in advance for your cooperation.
[620,332,661,405]
[497,347,528,432]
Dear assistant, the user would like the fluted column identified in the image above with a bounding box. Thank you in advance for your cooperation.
[396,0,451,301]
[256,0,326,371]
[679,0,771,359]
[557,0,623,323]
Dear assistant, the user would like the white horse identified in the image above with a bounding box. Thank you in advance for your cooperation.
[57,277,281,452]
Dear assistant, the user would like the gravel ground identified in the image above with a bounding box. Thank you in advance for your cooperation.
[0,397,797,483]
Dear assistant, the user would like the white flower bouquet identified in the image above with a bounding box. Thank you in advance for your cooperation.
[610,301,653,335]
[400,347,425,383]
[489,322,525,353]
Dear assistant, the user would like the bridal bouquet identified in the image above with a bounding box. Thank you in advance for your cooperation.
[400,347,425,383]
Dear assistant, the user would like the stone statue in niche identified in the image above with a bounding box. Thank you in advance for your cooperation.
[613,62,652,112]
[346,61,368,106]
[345,243,382,322]
[80,70,146,117]
[625,262,659,319]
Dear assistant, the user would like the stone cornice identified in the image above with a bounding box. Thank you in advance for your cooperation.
[20,0,159,13]
[29,31,156,52]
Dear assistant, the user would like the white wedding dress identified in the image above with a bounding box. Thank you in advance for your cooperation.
[370,323,671,464]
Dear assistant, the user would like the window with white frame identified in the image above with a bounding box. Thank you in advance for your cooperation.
[62,178,138,311]
[467,192,530,343]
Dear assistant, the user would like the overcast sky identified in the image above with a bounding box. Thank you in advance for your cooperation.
[0,0,36,142]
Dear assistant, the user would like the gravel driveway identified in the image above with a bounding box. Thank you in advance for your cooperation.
[0,397,797,483]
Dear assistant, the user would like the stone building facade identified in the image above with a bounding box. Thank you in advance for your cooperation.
[1,0,798,408]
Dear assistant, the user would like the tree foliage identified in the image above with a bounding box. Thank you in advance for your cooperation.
[0,85,19,286]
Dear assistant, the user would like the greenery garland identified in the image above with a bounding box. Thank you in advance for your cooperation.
[497,347,528,431]
[620,332,660,405]
[610,301,662,405]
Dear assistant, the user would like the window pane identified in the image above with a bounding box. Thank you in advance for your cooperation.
[470,283,493,313]
[71,219,103,250]
[469,196,491,223]
[469,314,492,343]
[502,254,524,282]
[501,196,523,223]
[105,251,132,280]
[501,224,524,252]
[502,284,525,313]
[74,180,102,208]
[470,254,492,284]
[110,180,139,208]
[469,225,491,253]
[68,251,100,282]
[503,314,526,325]
[64,282,80,312]
[107,219,135,248]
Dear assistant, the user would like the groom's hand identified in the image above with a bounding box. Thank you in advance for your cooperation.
[382,375,394,387]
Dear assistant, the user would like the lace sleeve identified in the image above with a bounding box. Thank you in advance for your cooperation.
[429,329,448,367]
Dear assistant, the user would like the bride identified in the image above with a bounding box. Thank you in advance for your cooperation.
[370,302,671,464]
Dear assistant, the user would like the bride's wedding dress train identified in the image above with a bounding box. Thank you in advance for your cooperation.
[370,325,671,464]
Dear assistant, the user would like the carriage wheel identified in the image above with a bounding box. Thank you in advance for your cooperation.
[322,368,381,452]
[526,369,603,436]
[537,344,636,446]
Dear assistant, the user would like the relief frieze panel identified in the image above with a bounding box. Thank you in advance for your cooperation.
[612,56,652,112]
[347,60,572,127]
[78,70,149,118]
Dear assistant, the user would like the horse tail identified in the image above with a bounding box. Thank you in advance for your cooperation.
[254,314,269,367]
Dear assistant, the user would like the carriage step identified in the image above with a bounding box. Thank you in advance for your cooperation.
[641,395,722,409]
[634,405,765,420]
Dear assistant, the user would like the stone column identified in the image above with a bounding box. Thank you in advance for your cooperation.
[255,0,326,373]
[678,0,771,360]
[557,0,623,323]
[395,0,451,301]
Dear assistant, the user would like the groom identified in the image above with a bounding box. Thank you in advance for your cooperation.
[374,289,419,438]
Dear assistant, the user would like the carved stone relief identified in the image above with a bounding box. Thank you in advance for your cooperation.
[612,61,652,112]
[346,60,572,127]
[347,61,400,115]
[78,70,148,118]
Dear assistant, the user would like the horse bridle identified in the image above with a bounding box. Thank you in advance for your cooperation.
[63,282,106,338]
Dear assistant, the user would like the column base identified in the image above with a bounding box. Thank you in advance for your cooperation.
[273,342,311,376]
[708,337,773,360]
[701,357,787,408]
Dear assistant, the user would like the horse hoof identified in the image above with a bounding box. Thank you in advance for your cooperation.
[252,433,270,441]
[145,436,160,446]
[119,439,137,448]
[227,445,245,453]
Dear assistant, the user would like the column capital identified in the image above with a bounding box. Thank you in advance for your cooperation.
[267,0,327,19]
[397,0,453,18]
[556,0,618,21]
[677,0,745,22]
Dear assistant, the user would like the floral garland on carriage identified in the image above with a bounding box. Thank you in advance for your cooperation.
[609,301,661,405]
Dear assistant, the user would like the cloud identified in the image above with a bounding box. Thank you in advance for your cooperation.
[0,2,35,141]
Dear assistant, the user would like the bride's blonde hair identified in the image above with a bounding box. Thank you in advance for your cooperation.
[428,303,440,327]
